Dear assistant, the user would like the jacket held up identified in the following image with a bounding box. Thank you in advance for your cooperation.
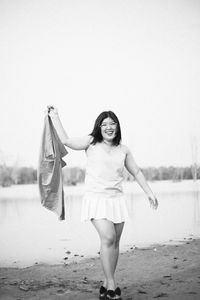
[38,115,68,220]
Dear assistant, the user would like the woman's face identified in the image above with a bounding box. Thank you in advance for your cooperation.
[100,117,117,142]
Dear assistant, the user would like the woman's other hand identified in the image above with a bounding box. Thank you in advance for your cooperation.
[148,196,159,210]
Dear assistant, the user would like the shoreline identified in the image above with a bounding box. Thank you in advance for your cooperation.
[1,237,200,299]
[0,234,198,269]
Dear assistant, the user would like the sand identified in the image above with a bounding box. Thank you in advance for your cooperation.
[0,238,200,300]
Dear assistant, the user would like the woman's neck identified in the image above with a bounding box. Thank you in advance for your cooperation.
[102,139,113,146]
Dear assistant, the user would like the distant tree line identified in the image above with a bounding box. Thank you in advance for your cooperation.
[0,164,199,187]
[140,166,200,182]
[0,165,37,187]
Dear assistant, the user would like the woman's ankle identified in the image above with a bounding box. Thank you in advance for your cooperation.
[107,279,115,291]
[103,279,107,288]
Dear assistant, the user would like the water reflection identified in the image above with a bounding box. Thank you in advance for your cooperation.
[193,188,200,235]
[0,182,200,267]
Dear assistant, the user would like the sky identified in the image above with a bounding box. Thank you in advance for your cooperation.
[0,0,200,168]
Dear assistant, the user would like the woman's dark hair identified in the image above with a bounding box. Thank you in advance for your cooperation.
[89,111,121,146]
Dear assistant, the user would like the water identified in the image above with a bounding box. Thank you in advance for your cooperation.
[0,180,200,267]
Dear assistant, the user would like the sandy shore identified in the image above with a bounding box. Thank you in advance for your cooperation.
[0,238,200,300]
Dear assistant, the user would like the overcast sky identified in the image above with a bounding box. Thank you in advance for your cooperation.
[0,0,200,168]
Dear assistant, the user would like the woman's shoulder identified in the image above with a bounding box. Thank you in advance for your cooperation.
[85,135,94,151]
[119,143,130,155]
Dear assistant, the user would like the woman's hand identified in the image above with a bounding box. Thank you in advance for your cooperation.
[148,196,159,210]
[47,106,59,119]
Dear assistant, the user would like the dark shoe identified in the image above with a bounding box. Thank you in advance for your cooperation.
[99,286,107,299]
[115,287,122,300]
[106,290,116,299]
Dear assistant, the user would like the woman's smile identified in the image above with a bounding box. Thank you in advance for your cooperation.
[100,117,117,140]
[105,130,115,135]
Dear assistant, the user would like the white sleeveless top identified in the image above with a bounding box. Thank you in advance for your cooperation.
[84,143,125,194]
[81,142,130,223]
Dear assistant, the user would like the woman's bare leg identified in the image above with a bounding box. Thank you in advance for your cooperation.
[91,219,125,291]
[112,222,124,274]
[91,219,117,290]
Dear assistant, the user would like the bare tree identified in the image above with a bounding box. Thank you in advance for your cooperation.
[190,136,199,181]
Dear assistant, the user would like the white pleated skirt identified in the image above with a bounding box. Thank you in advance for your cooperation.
[81,192,130,224]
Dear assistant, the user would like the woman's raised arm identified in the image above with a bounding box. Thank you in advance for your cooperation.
[47,106,92,150]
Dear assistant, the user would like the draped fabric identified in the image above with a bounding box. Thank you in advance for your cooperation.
[38,115,68,220]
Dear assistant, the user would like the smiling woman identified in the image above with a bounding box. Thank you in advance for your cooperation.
[48,106,158,300]
[89,111,121,147]
[101,119,117,139]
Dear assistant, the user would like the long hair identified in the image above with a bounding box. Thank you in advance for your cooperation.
[90,111,121,146]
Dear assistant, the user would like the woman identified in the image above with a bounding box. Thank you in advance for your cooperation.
[48,106,158,300]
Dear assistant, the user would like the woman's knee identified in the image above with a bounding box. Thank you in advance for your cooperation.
[101,233,116,247]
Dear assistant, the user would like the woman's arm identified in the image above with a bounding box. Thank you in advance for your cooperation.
[47,106,92,150]
[124,145,158,209]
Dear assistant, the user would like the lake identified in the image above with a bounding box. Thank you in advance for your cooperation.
[0,180,200,267]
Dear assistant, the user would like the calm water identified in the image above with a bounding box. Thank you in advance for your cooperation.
[0,180,200,267]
